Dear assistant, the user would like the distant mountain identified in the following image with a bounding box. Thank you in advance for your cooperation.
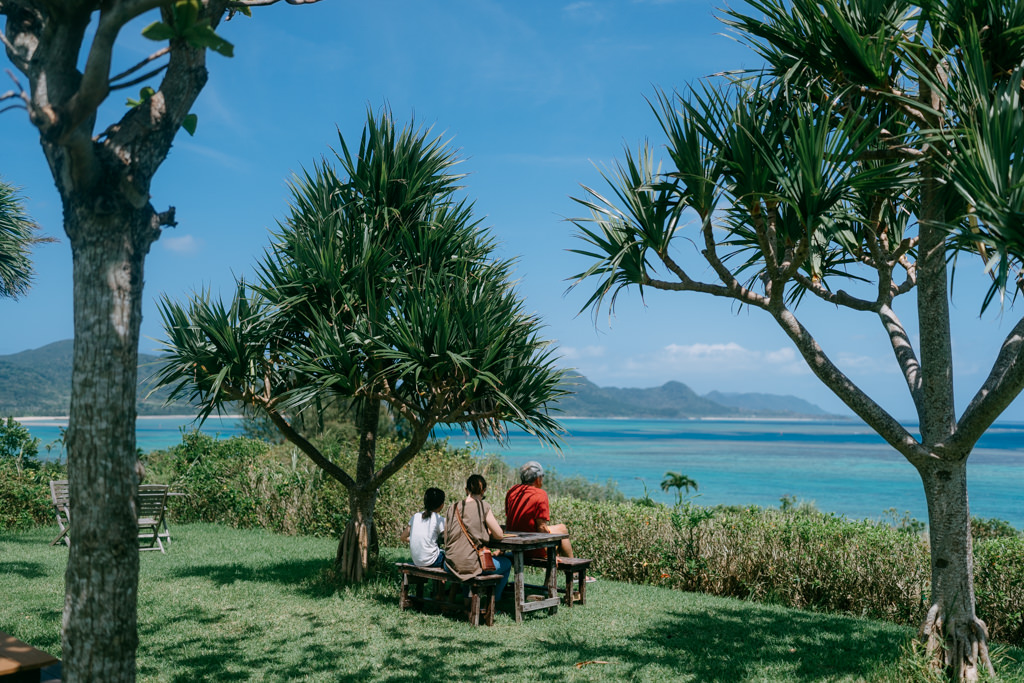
[704,390,832,417]
[1,340,835,420]
[555,374,835,419]
[0,340,195,417]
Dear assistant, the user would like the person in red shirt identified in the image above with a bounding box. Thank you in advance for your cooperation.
[504,461,574,559]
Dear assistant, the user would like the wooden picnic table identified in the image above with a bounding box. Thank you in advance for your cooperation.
[488,531,568,624]
[0,630,59,682]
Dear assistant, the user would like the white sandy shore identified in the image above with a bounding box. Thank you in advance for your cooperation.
[15,414,243,425]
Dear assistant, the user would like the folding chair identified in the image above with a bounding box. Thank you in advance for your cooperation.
[49,480,71,547]
[137,485,169,553]
[139,484,173,546]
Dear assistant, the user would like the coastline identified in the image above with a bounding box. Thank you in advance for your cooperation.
[14,414,244,425]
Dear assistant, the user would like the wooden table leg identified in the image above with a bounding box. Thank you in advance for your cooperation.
[513,550,525,625]
[469,587,481,626]
[546,546,558,616]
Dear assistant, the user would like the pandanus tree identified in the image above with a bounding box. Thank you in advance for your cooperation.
[155,111,567,580]
[570,0,1024,678]
[0,178,43,299]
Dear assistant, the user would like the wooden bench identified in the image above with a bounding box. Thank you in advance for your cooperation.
[524,557,593,606]
[396,563,502,626]
[0,631,59,683]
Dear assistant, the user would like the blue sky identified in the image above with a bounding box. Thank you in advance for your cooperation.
[2,0,1023,421]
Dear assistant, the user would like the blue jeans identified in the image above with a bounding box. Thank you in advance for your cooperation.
[426,551,446,568]
[481,554,512,602]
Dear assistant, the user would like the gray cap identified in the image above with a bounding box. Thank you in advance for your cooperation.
[519,461,544,484]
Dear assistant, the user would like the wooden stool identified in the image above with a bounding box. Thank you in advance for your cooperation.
[525,557,593,606]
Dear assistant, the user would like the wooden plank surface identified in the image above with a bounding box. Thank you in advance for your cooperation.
[0,631,58,675]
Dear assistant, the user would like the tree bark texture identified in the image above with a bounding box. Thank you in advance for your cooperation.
[336,399,381,581]
[61,201,156,682]
[917,458,994,681]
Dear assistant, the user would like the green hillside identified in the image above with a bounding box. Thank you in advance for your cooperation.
[0,340,195,417]
[554,374,834,419]
[0,340,834,419]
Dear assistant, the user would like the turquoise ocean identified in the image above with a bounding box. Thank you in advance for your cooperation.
[17,416,1024,529]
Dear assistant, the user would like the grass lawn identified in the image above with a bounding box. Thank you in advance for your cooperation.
[2,524,1022,682]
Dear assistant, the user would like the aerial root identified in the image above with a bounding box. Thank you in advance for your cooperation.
[921,607,994,681]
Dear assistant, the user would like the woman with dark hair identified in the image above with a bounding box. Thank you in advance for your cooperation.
[444,474,512,602]
[402,487,447,568]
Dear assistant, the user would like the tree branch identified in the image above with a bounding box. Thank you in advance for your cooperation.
[265,407,357,489]
[0,68,29,110]
[952,315,1024,452]
[368,424,431,490]
[879,303,923,408]
[232,0,323,5]
[64,0,167,134]
[790,273,878,311]
[109,46,170,87]
[770,304,931,465]
[109,64,169,92]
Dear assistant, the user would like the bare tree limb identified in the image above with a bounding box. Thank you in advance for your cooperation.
[266,407,357,489]
[953,315,1024,452]
[879,303,923,409]
[859,147,925,160]
[659,247,769,307]
[109,46,170,86]
[369,424,431,491]
[770,304,932,466]
[65,0,168,135]
[232,0,322,5]
[109,64,169,92]
[790,273,878,311]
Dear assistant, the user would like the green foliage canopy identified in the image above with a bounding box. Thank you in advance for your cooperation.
[154,109,567,491]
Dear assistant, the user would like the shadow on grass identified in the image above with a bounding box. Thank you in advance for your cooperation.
[138,605,376,683]
[169,558,330,591]
[0,559,50,579]
[373,600,906,683]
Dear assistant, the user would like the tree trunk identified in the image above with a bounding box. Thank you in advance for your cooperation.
[61,202,156,682]
[336,399,382,581]
[336,489,378,582]
[917,457,995,682]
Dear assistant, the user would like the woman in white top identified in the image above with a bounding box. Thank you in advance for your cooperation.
[401,487,446,568]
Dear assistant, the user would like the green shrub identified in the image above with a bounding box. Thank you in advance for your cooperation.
[973,517,1022,541]
[555,499,930,623]
[11,427,1023,648]
[0,416,41,472]
[144,431,349,537]
[0,459,65,530]
[975,536,1024,645]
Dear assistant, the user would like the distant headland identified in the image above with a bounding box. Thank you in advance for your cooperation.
[0,340,837,420]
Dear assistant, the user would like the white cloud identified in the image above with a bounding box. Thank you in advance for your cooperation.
[173,140,249,172]
[835,351,891,373]
[574,341,812,387]
[160,234,202,256]
[560,344,607,360]
[563,1,604,22]
[653,342,807,375]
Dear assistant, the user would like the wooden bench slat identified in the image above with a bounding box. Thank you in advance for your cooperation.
[396,563,500,626]
[0,631,59,675]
